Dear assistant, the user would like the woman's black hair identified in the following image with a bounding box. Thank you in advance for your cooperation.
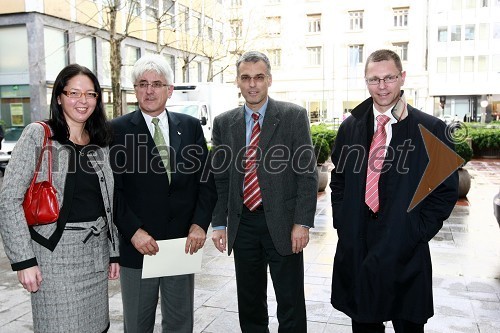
[47,64,112,147]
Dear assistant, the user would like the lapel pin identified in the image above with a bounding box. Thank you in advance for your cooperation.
[177,131,181,135]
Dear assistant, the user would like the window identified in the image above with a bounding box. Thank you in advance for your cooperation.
[493,54,500,71]
[267,16,281,36]
[450,56,461,72]
[268,49,281,67]
[164,54,175,78]
[348,44,364,65]
[452,0,462,10]
[393,7,409,27]
[438,26,448,42]
[230,19,242,38]
[393,42,408,61]
[465,24,475,40]
[349,11,363,30]
[464,56,474,72]
[197,62,202,82]
[231,0,242,5]
[205,17,213,40]
[479,23,489,39]
[465,0,476,8]
[146,0,158,20]
[192,11,202,36]
[307,46,322,66]
[214,21,224,42]
[163,0,175,27]
[101,41,111,86]
[451,25,462,41]
[124,45,140,86]
[494,23,500,38]
[75,35,95,72]
[44,27,67,81]
[478,55,488,71]
[307,14,321,33]
[179,5,189,32]
[0,26,29,75]
[437,57,447,73]
[130,0,140,16]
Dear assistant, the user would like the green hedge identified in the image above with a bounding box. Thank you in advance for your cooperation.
[454,125,500,158]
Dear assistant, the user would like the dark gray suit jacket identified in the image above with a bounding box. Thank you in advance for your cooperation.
[211,98,318,256]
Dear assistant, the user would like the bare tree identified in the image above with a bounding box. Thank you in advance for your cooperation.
[101,0,140,118]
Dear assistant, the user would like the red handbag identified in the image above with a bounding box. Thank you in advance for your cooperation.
[22,122,59,226]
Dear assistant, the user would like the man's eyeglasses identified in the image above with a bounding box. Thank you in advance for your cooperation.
[134,81,169,89]
[239,74,268,83]
[62,90,99,99]
[365,75,400,86]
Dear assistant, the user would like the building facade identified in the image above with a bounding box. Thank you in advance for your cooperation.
[0,0,227,127]
[427,0,500,122]
[0,0,499,126]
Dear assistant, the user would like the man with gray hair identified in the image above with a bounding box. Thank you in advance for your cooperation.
[111,54,217,332]
[211,51,318,332]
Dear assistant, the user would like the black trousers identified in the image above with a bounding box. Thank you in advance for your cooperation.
[352,319,424,333]
[233,206,307,333]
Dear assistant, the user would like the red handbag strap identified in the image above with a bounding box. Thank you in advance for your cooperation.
[31,122,53,185]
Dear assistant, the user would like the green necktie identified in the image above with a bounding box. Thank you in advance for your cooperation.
[151,117,170,182]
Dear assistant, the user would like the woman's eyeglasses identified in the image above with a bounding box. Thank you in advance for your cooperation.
[62,90,99,99]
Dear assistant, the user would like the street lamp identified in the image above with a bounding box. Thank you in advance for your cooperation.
[480,97,489,123]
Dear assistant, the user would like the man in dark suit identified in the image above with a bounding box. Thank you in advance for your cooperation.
[329,49,458,332]
[211,51,318,332]
[111,54,217,333]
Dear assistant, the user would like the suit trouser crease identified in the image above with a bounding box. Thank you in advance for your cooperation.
[233,207,307,333]
[120,266,194,333]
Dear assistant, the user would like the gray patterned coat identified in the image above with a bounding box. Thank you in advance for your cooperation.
[0,122,118,270]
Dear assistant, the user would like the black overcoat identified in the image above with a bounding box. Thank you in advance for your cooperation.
[329,96,458,323]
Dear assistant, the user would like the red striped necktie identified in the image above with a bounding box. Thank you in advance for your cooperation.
[365,114,391,213]
[243,113,262,211]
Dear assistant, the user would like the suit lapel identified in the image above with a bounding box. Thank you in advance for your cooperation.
[259,98,280,151]
[167,111,181,157]
[231,107,246,189]
[230,107,246,152]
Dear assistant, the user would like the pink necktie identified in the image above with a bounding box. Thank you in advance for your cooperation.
[243,113,262,211]
[365,114,391,213]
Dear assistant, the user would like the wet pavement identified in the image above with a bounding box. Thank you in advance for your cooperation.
[0,160,499,332]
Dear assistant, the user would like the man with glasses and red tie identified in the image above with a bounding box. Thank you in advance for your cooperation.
[110,54,217,333]
[211,51,318,332]
[329,49,458,332]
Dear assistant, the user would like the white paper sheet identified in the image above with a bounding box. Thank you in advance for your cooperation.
[141,237,203,279]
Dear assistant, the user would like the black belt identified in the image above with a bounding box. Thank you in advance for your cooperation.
[243,204,264,212]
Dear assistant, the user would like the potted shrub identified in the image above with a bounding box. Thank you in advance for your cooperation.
[454,139,473,198]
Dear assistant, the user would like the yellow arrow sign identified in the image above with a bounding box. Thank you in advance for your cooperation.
[407,124,464,212]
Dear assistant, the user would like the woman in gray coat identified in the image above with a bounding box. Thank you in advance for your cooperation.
[0,64,119,333]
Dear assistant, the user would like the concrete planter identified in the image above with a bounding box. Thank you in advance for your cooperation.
[317,164,329,192]
[458,168,471,198]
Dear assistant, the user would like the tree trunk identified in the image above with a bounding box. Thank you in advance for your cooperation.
[109,4,123,118]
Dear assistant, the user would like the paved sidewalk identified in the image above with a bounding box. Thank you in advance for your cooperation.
[0,160,499,332]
